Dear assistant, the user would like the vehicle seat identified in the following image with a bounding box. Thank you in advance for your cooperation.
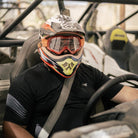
[10,32,42,82]
[129,51,138,74]
[103,26,136,72]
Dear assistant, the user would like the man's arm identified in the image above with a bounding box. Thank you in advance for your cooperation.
[3,121,34,138]
[111,86,138,103]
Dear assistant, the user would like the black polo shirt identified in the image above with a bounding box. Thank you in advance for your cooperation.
[4,63,123,137]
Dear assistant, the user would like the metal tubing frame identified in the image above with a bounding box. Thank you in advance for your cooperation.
[78,3,93,23]
[0,0,138,46]
[0,0,66,47]
[64,0,138,5]
[83,3,99,41]
[0,0,43,39]
[0,7,27,10]
[84,6,138,38]
[57,0,66,14]
[0,40,24,47]
[116,10,138,26]
[57,0,70,16]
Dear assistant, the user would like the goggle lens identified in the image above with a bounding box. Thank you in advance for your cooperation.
[42,35,84,54]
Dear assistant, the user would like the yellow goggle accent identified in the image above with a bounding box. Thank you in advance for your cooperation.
[57,58,78,75]
[110,29,128,43]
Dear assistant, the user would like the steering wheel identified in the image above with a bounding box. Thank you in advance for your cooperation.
[83,74,138,125]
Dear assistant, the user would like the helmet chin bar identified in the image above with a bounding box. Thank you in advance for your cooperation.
[38,47,83,78]
[40,56,79,78]
[54,63,79,78]
[57,57,78,76]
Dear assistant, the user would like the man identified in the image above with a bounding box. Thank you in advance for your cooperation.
[3,15,138,138]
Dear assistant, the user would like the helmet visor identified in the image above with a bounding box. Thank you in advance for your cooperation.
[43,35,84,55]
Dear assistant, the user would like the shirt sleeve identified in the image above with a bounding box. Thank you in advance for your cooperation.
[4,74,35,126]
[87,64,123,100]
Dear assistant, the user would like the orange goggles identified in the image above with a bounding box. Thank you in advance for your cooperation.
[41,35,84,55]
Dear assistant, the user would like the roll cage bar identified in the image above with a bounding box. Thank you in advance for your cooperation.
[83,6,138,41]
[0,0,138,47]
[65,0,138,5]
